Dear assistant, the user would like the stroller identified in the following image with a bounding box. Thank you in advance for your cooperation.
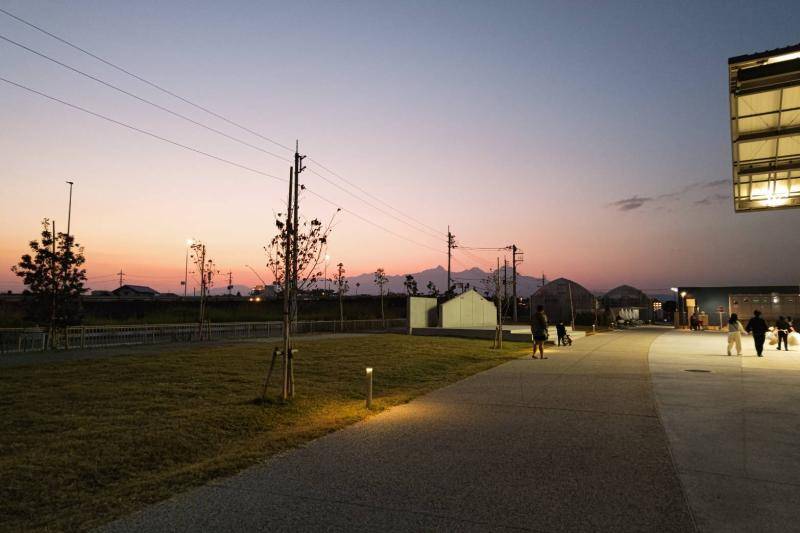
[556,322,573,346]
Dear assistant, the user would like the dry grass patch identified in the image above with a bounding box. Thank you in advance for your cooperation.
[0,334,528,531]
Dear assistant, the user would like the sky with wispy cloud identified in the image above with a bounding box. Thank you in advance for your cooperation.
[1,0,799,293]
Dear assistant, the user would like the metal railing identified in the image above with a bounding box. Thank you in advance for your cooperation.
[0,319,406,353]
[0,328,47,354]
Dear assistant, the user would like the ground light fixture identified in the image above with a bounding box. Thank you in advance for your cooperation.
[365,367,373,409]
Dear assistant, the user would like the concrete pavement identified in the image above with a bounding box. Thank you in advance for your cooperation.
[101,329,694,532]
[649,330,800,532]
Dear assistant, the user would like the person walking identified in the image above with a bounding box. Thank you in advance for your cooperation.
[775,316,790,351]
[531,305,548,359]
[745,310,769,357]
[727,313,746,356]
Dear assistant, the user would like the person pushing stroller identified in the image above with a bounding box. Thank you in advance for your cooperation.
[556,322,572,346]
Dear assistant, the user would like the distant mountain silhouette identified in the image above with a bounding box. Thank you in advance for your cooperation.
[344,266,545,296]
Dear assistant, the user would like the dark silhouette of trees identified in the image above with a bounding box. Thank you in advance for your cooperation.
[12,218,87,345]
[404,274,419,296]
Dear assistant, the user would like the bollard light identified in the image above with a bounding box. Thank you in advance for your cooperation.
[365,367,373,409]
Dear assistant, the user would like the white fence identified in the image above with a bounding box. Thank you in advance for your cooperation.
[0,319,406,353]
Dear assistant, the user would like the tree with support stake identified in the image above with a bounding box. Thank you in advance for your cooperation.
[334,262,348,327]
[261,142,338,401]
[374,268,388,326]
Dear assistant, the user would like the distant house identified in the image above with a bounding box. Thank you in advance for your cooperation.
[112,285,159,298]
[90,290,113,297]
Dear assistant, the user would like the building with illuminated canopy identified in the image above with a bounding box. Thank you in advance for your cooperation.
[729,43,800,211]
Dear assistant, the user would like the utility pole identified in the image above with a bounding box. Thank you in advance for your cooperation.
[117,268,125,287]
[503,258,508,319]
[447,226,455,296]
[226,270,233,295]
[493,257,503,349]
[511,245,523,323]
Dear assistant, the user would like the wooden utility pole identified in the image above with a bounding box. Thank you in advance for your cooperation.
[117,268,125,287]
[446,227,455,296]
[512,245,523,323]
[281,166,294,400]
[494,257,503,349]
[503,258,508,319]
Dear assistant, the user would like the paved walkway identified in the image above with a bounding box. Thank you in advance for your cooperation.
[649,330,800,532]
[102,329,694,532]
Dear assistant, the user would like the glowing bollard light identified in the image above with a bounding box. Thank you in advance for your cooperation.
[365,367,373,409]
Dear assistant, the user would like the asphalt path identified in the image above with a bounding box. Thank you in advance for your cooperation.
[101,329,695,532]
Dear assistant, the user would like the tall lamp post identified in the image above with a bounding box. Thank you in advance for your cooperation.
[680,291,687,328]
[184,239,194,297]
[670,287,679,328]
[65,180,74,237]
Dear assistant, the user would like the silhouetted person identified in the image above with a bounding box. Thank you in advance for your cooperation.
[727,313,746,356]
[556,322,567,346]
[531,305,548,359]
[746,310,768,357]
[776,316,790,351]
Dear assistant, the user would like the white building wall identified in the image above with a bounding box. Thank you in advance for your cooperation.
[439,290,497,328]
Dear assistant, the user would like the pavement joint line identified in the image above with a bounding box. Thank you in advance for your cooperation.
[678,467,800,488]
[647,330,700,533]
[202,482,547,533]
[420,398,659,419]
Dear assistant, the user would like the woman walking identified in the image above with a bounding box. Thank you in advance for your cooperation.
[531,305,548,359]
[727,313,746,356]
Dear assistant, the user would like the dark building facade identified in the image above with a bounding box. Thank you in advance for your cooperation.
[678,285,800,327]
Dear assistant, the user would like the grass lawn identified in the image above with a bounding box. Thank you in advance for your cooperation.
[0,334,529,531]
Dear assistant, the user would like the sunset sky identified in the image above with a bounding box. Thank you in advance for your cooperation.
[1,0,799,295]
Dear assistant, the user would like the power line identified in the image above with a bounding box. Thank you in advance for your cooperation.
[303,189,446,255]
[0,76,288,184]
[0,7,444,242]
[0,33,293,164]
[308,157,443,237]
[0,6,293,153]
[308,168,442,241]
[0,31,444,244]
[0,76,447,259]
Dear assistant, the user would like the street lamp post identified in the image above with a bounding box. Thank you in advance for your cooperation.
[680,291,687,328]
[670,288,679,328]
[184,239,194,297]
[65,181,74,237]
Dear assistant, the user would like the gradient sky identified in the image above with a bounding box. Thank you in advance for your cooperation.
[1,0,799,294]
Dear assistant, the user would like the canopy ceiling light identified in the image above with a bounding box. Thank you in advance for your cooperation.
[729,43,800,212]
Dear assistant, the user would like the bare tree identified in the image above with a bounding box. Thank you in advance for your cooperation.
[374,268,388,322]
[265,210,337,321]
[334,262,348,324]
[190,241,218,340]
